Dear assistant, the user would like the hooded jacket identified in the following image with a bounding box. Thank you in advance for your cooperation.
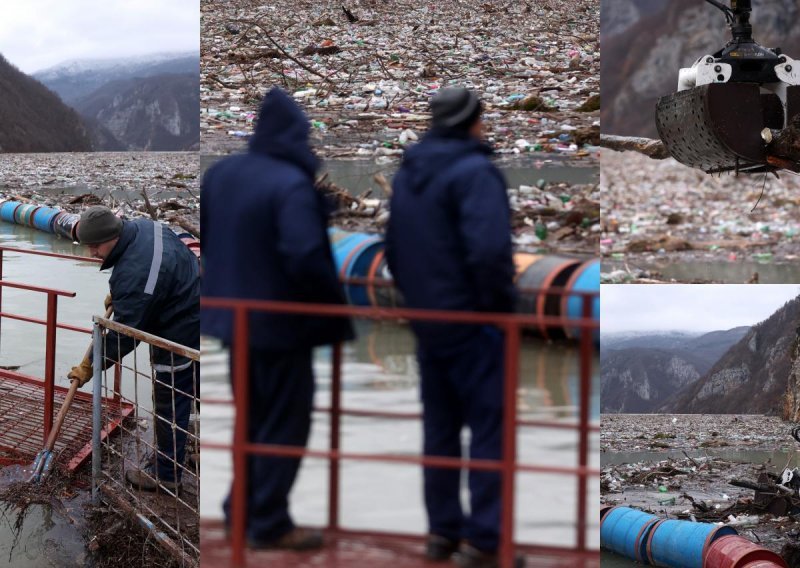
[200,88,354,350]
[101,219,200,369]
[385,128,515,349]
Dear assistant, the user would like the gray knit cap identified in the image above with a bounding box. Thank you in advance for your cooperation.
[430,87,482,130]
[77,206,123,244]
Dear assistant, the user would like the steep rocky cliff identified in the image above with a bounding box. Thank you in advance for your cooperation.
[0,54,92,152]
[783,333,800,421]
[601,348,706,413]
[73,73,200,151]
[668,296,800,414]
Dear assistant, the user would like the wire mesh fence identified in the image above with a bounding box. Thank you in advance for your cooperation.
[92,316,200,567]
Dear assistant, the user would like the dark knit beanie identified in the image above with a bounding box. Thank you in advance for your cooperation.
[77,206,123,244]
[430,87,482,130]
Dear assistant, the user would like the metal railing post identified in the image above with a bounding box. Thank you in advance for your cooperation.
[328,342,343,530]
[231,307,250,568]
[576,294,593,552]
[500,320,520,568]
[43,292,58,444]
[0,249,4,346]
[92,321,103,505]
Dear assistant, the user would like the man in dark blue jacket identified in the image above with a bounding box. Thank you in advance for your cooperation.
[70,206,200,492]
[386,88,517,568]
[201,88,354,550]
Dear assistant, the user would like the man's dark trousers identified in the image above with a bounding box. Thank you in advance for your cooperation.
[418,327,504,554]
[154,361,200,482]
[223,347,314,541]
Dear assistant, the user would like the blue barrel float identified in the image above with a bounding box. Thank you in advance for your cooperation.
[562,258,600,343]
[600,506,659,563]
[0,201,21,223]
[31,207,61,233]
[327,229,599,338]
[330,230,384,306]
[14,203,39,227]
[646,518,738,568]
[1,201,78,238]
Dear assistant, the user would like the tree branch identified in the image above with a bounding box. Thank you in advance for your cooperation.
[600,134,670,159]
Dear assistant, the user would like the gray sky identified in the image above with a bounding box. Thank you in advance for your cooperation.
[602,284,800,334]
[0,0,199,74]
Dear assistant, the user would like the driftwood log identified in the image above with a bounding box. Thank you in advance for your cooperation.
[600,114,800,172]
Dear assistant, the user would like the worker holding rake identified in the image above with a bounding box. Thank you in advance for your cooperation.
[68,206,200,493]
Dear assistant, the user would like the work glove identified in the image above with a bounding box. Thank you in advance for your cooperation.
[104,293,112,311]
[68,356,94,387]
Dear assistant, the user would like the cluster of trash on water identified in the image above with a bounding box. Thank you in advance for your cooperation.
[600,149,800,283]
[200,0,600,159]
[601,415,800,564]
[0,152,200,235]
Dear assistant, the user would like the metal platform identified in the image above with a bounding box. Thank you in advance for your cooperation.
[0,371,134,470]
[200,522,600,567]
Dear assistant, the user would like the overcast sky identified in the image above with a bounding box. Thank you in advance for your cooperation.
[602,285,800,334]
[0,0,199,74]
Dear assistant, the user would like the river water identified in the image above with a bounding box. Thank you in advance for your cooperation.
[199,154,599,196]
[0,222,154,566]
[200,323,601,550]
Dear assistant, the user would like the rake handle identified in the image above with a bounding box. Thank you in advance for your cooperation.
[43,304,114,452]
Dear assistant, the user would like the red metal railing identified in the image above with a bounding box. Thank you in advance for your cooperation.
[200,290,599,568]
[0,246,123,454]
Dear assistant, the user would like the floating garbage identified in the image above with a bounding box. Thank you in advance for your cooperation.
[201,0,600,159]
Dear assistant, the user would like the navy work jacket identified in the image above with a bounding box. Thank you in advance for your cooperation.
[386,129,516,349]
[200,88,354,350]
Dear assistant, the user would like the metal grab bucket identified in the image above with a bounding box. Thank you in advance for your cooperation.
[0,201,22,223]
[515,254,582,339]
[53,212,80,241]
[562,259,600,343]
[600,506,659,563]
[655,83,800,174]
[31,207,61,233]
[704,535,788,568]
[646,518,737,568]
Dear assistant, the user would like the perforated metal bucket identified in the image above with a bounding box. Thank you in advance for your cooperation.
[655,83,768,174]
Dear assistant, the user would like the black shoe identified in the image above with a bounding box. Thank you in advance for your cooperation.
[248,528,324,551]
[455,544,526,568]
[125,467,180,492]
[425,534,459,561]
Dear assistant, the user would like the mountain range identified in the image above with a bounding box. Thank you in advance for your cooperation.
[601,327,750,413]
[0,52,199,153]
[668,297,800,414]
[33,52,199,105]
[602,296,800,415]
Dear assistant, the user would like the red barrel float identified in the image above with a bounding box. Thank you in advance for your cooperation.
[704,535,788,568]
